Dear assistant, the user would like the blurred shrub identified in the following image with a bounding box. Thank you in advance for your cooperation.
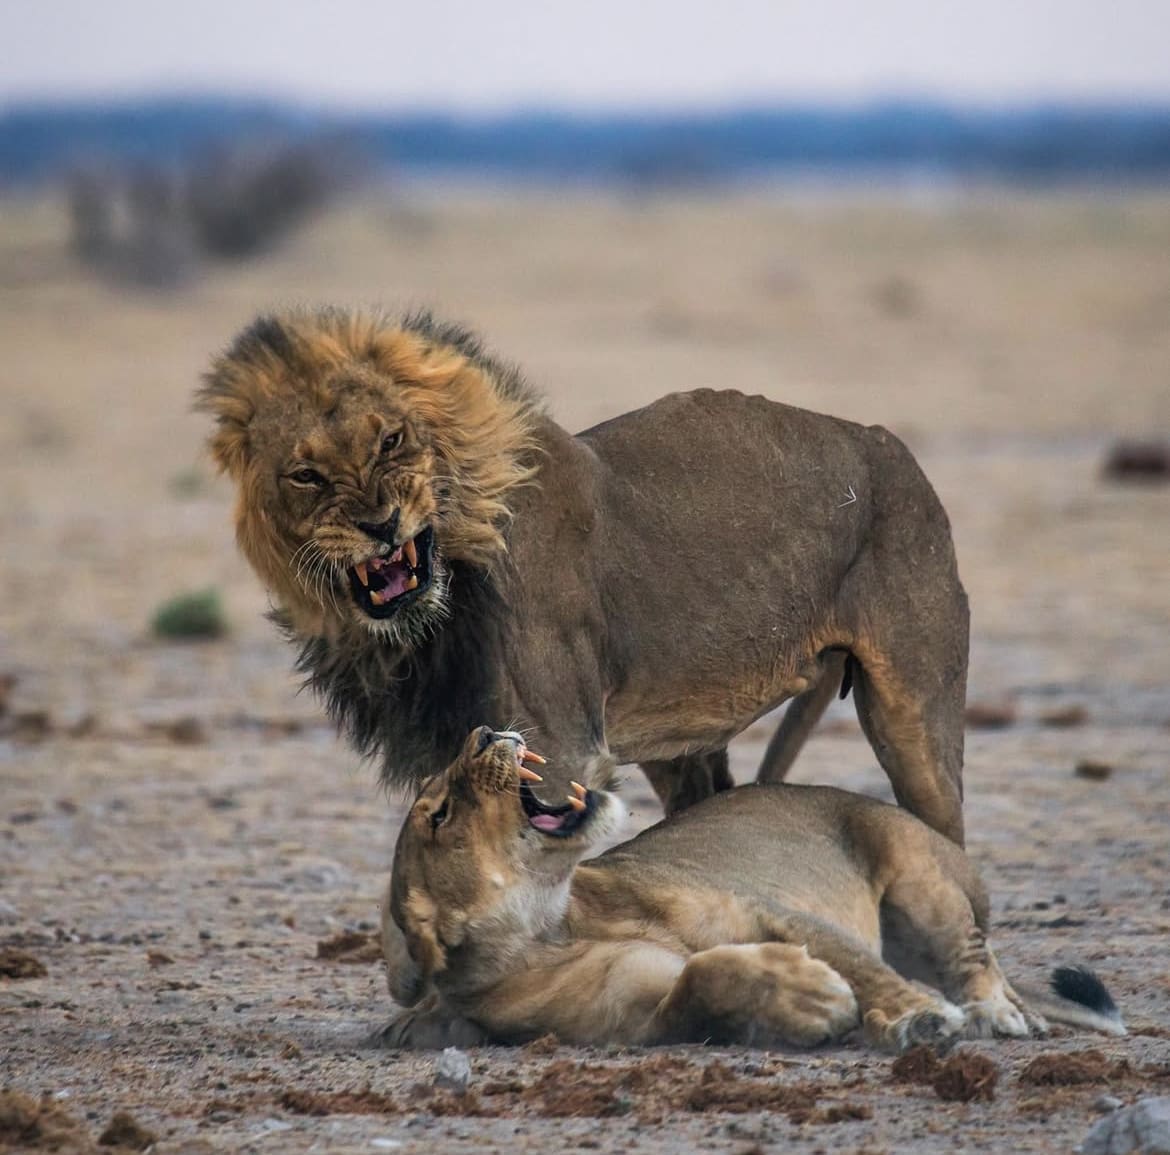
[151,589,228,640]
[66,135,362,286]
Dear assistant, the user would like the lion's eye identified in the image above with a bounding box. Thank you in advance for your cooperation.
[288,468,325,487]
[381,431,403,455]
[430,799,449,831]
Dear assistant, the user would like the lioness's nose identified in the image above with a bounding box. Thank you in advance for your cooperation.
[474,726,496,754]
[357,509,400,545]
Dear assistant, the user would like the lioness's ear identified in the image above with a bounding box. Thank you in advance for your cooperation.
[383,879,447,1004]
[381,881,428,1006]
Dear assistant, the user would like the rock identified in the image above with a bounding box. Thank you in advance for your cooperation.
[1081,1097,1170,1153]
[964,701,1017,730]
[1095,1095,1125,1113]
[1076,760,1114,782]
[433,1046,472,1094]
[1102,440,1170,483]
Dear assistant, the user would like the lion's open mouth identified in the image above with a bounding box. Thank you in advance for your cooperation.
[520,779,594,838]
[347,526,435,619]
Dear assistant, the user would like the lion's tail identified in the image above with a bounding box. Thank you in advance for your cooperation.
[1019,965,1126,1036]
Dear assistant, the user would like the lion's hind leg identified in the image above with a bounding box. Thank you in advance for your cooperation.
[650,943,859,1048]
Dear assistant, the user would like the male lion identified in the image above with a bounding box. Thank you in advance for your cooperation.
[381,728,1124,1051]
[199,308,969,841]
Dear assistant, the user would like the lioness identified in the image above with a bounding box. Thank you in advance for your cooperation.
[200,309,969,842]
[381,728,1124,1051]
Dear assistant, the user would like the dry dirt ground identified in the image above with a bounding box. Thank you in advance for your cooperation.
[2,189,1169,1153]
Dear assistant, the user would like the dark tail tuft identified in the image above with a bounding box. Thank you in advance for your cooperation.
[1051,965,1118,1016]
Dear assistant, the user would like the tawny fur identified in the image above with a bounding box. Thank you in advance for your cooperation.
[199,308,969,845]
[379,731,1125,1052]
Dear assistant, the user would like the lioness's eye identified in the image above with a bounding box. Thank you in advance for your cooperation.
[430,799,449,830]
[381,430,403,455]
[289,468,325,487]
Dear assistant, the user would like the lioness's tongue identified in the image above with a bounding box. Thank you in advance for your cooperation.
[530,813,566,833]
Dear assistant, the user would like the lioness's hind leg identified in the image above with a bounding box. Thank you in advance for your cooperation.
[640,748,733,817]
[753,910,966,1054]
[879,850,1032,1041]
[651,943,859,1048]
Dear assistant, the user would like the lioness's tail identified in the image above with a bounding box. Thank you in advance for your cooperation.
[1021,966,1126,1037]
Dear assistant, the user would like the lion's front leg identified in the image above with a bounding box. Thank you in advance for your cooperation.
[649,943,859,1048]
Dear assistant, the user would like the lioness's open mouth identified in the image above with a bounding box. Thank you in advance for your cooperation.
[520,778,594,838]
[348,526,435,618]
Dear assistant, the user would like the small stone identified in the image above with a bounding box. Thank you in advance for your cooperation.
[1094,1095,1124,1113]
[1081,1096,1170,1154]
[433,1046,472,1094]
[0,899,20,924]
[1076,760,1114,781]
[964,701,1017,730]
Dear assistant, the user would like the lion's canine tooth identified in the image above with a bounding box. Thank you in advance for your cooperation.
[405,574,419,591]
[520,750,547,765]
[369,589,385,606]
[404,538,418,568]
[570,780,587,799]
[354,562,369,587]
[566,795,587,812]
[518,766,544,783]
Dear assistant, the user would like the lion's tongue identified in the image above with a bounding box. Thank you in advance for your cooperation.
[530,813,566,833]
[368,559,413,605]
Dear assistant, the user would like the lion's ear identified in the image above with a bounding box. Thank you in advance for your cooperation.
[196,373,255,479]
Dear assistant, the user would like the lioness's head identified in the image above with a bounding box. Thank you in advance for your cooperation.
[197,310,539,645]
[385,727,622,999]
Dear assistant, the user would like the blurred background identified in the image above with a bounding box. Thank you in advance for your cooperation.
[2,3,1170,1144]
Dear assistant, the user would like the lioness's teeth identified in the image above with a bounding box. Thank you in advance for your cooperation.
[405,575,419,591]
[518,766,544,783]
[566,795,587,812]
[369,589,385,606]
[404,538,418,568]
[354,562,369,587]
[570,781,587,800]
[520,750,547,765]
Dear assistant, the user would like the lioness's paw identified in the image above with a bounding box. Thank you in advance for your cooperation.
[372,1005,487,1051]
[961,997,1036,1040]
[866,1000,967,1054]
[756,945,859,1046]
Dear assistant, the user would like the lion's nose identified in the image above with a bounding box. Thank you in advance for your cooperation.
[357,509,400,545]
[474,726,496,755]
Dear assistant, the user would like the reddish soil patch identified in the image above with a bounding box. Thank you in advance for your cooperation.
[890,1046,942,1085]
[314,930,381,963]
[0,948,47,979]
[97,1111,157,1150]
[278,1087,400,1116]
[1018,1049,1129,1087]
[0,1090,93,1151]
[932,1052,1000,1103]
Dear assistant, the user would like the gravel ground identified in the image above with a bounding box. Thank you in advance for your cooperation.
[2,189,1168,1153]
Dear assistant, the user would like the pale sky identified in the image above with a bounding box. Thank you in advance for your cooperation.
[3,0,1168,112]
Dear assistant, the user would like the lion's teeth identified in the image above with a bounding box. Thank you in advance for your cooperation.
[404,538,418,568]
[354,562,369,587]
[405,575,419,591]
[369,589,385,606]
[566,795,587,812]
[570,780,587,799]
